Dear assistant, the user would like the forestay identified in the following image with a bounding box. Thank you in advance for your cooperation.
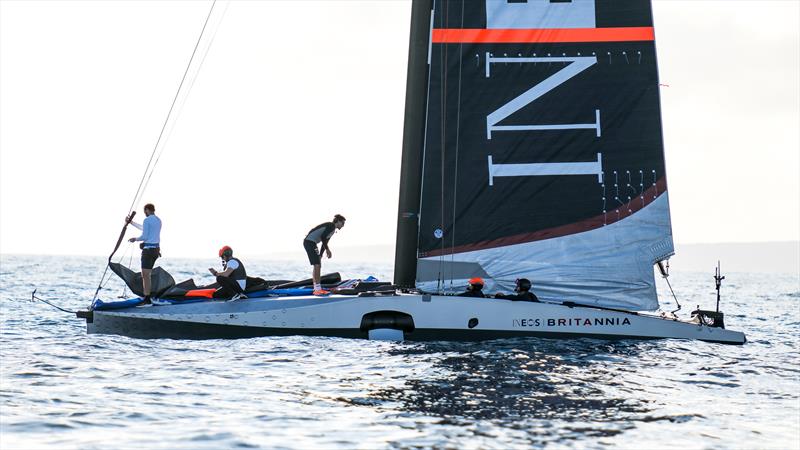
[413,0,673,310]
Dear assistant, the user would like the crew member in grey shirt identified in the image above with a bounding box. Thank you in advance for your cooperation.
[303,214,345,295]
[127,203,162,304]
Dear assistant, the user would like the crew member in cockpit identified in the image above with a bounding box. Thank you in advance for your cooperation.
[209,245,248,300]
[457,277,486,298]
[495,278,540,302]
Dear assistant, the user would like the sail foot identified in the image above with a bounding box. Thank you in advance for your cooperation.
[417,194,674,311]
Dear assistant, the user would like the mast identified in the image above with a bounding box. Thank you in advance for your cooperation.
[393,0,433,287]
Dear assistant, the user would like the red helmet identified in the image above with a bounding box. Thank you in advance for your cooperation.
[468,277,484,287]
[218,245,233,258]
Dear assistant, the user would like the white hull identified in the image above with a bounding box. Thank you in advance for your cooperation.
[84,293,746,344]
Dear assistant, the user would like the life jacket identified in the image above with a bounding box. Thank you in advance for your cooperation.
[228,257,247,281]
[305,222,335,244]
[460,289,486,298]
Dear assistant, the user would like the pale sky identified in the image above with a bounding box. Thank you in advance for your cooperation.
[1,0,798,259]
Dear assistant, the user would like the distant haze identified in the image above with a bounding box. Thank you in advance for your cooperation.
[669,241,799,275]
[263,241,799,275]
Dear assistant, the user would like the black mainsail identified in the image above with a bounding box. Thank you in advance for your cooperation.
[396,0,674,310]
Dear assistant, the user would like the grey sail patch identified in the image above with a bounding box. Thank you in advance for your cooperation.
[416,259,490,284]
[485,0,596,29]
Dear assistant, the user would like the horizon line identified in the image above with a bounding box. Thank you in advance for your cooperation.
[1,240,797,260]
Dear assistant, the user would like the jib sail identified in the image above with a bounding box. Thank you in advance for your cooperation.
[395,0,674,310]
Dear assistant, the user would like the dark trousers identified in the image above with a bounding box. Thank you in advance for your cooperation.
[215,276,245,299]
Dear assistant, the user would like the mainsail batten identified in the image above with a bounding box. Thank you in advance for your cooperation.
[410,0,673,310]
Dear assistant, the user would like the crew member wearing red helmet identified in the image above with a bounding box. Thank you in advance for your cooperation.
[209,246,248,300]
[458,277,486,298]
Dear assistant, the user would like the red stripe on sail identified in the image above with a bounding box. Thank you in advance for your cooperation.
[431,27,655,44]
[420,177,668,258]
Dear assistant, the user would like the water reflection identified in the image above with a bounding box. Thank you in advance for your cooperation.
[4,255,799,449]
[358,339,661,442]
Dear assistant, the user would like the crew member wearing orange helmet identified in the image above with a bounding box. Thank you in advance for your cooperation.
[458,277,486,298]
[209,246,248,300]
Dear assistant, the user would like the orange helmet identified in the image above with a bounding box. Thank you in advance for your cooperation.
[218,245,233,258]
[468,277,484,287]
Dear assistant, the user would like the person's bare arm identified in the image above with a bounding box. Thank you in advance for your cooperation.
[209,267,234,277]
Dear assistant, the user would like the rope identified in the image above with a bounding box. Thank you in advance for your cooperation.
[31,290,76,314]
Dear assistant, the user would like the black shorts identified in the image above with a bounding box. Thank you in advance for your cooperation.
[303,239,320,266]
[141,247,160,270]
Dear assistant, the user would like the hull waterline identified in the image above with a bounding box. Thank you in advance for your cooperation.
[82,293,746,344]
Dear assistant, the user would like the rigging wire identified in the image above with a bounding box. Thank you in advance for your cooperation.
[413,0,435,293]
[90,0,220,307]
[437,0,449,294]
[118,244,136,298]
[663,275,682,315]
[128,0,219,213]
[90,211,137,307]
[137,0,230,201]
[658,260,682,314]
[448,0,465,292]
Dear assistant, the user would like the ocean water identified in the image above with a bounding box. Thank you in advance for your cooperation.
[1,254,798,449]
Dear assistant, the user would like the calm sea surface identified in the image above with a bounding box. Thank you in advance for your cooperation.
[1,254,798,449]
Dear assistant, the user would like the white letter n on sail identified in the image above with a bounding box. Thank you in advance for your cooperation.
[485,55,599,140]
[488,153,603,186]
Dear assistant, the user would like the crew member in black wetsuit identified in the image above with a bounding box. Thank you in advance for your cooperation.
[495,278,540,302]
[458,277,486,298]
[209,245,248,300]
[303,214,345,295]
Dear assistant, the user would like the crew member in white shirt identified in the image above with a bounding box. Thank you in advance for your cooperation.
[127,203,162,304]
